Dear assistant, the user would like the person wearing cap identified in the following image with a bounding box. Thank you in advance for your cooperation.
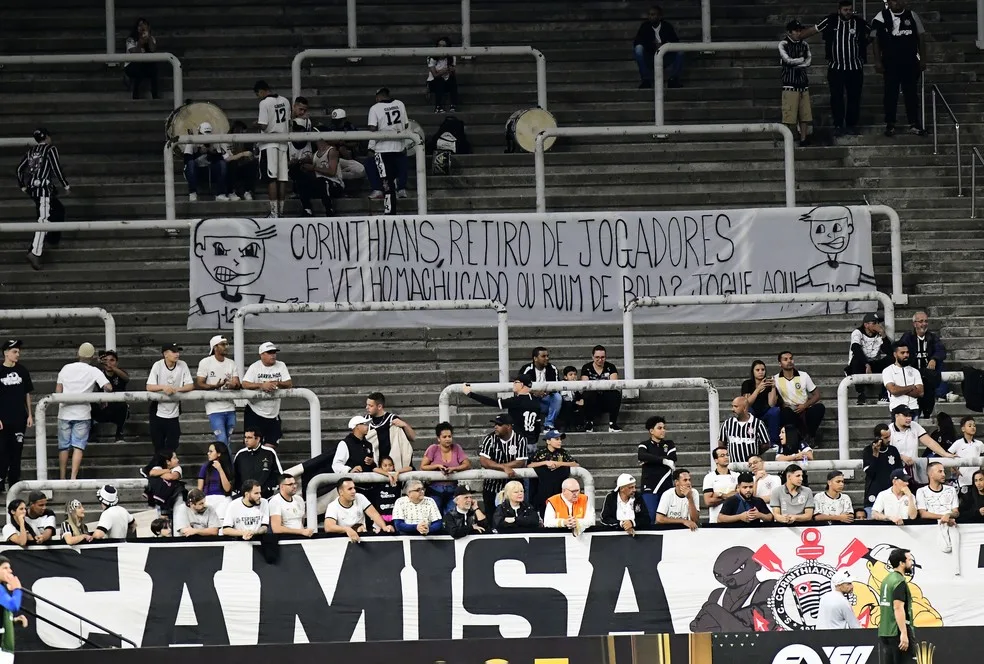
[146,343,195,455]
[813,470,855,522]
[326,108,367,188]
[254,80,292,217]
[779,20,813,147]
[421,422,471,515]
[61,499,93,545]
[528,429,580,513]
[90,349,130,445]
[443,486,487,538]
[882,341,924,416]
[182,121,231,202]
[543,477,593,533]
[889,404,953,480]
[56,343,113,480]
[367,87,411,212]
[241,342,292,447]
[872,468,917,524]
[816,569,861,629]
[478,413,529,514]
[464,375,543,445]
[717,472,774,524]
[0,340,33,492]
[232,429,283,499]
[91,485,136,540]
[845,312,892,405]
[195,336,241,449]
[331,415,377,476]
[600,474,650,535]
[17,127,71,271]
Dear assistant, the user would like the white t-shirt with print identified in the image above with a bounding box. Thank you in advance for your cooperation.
[196,356,239,415]
[890,421,926,462]
[702,470,739,524]
[25,510,57,535]
[882,364,923,411]
[147,359,194,419]
[915,485,959,517]
[754,474,782,501]
[268,493,306,530]
[56,362,111,421]
[2,524,21,542]
[97,506,134,538]
[222,498,270,534]
[813,491,854,516]
[324,493,372,529]
[656,488,700,520]
[243,360,291,418]
[948,438,984,487]
[873,488,913,520]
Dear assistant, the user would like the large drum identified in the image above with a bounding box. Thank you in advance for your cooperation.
[505,107,557,153]
[165,101,230,154]
[405,119,426,156]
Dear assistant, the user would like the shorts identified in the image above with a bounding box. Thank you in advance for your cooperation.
[58,419,91,451]
[781,89,813,124]
[244,404,282,446]
[259,146,289,183]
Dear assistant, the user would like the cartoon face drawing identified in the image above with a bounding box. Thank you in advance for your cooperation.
[802,205,855,259]
[193,217,276,290]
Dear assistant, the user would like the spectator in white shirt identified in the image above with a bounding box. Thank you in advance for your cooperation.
[882,342,924,416]
[56,342,112,480]
[872,469,917,524]
[23,491,57,545]
[656,469,700,531]
[222,480,269,539]
[195,335,240,449]
[176,488,221,537]
[268,473,312,537]
[91,485,135,540]
[427,36,459,113]
[183,122,231,202]
[392,480,443,535]
[2,500,33,548]
[813,470,855,523]
[702,447,739,524]
[600,473,650,535]
[747,455,782,501]
[916,461,959,526]
[241,342,292,447]
[948,416,984,487]
[324,477,394,543]
[889,405,954,476]
[816,569,861,630]
[146,343,195,455]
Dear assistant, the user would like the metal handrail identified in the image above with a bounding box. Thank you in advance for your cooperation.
[931,84,963,196]
[22,588,137,648]
[0,307,117,352]
[971,147,984,218]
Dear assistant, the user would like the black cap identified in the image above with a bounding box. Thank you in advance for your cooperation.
[33,128,50,143]
[786,19,805,31]
[891,468,911,482]
[863,312,883,324]
[453,485,471,497]
[99,349,118,359]
[1,339,22,351]
[891,404,912,416]
[491,413,514,426]
[27,490,46,504]
[513,374,533,387]
[161,343,183,353]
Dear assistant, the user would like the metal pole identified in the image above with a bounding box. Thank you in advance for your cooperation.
[414,142,427,215]
[0,308,117,353]
[701,0,711,42]
[979,0,984,49]
[105,0,115,55]
[863,205,907,306]
[622,305,636,382]
[461,0,472,48]
[291,52,302,102]
[782,130,796,207]
[534,133,547,213]
[163,143,175,221]
[920,72,925,133]
[36,399,48,480]
[973,157,977,218]
[734,457,984,472]
[707,383,720,453]
[347,0,357,48]
[534,49,548,110]
[234,312,246,383]
[23,588,137,647]
[496,307,509,383]
[932,88,938,154]
[957,123,963,196]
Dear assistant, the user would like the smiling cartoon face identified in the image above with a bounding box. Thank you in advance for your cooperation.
[193,218,277,288]
[803,206,855,257]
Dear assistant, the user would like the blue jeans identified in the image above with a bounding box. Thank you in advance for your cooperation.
[751,405,782,446]
[208,411,236,447]
[58,420,90,451]
[633,44,684,83]
[184,157,228,195]
[539,392,563,428]
[428,485,457,515]
[642,492,660,521]
[365,153,408,190]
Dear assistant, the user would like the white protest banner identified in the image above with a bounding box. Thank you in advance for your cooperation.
[187,207,875,330]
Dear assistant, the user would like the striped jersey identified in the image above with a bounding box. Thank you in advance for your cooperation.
[719,414,771,463]
[478,431,529,494]
[779,37,811,90]
[16,144,69,193]
[816,14,871,70]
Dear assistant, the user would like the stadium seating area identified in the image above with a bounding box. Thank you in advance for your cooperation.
[1,0,984,526]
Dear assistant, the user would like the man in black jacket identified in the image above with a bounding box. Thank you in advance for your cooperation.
[232,429,283,498]
[898,311,958,414]
[862,424,902,516]
[517,346,561,429]
[632,6,683,89]
[464,376,543,444]
[638,415,677,519]
[443,486,488,538]
[872,0,927,137]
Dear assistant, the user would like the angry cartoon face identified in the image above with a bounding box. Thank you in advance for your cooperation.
[193,218,277,288]
[714,546,761,589]
[801,206,855,257]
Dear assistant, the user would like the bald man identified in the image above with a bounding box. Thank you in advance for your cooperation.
[543,478,594,532]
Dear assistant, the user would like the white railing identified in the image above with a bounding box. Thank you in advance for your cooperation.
[733,457,983,473]
[439,378,721,451]
[972,147,984,218]
[979,0,984,49]
[534,123,796,212]
[0,53,183,109]
[292,47,548,111]
[654,42,777,126]
[621,292,896,382]
[303,467,596,528]
[0,308,117,352]
[6,479,150,514]
[105,0,115,54]
[165,130,425,220]
[836,372,964,460]
[232,300,510,384]
[0,138,36,149]
[34,389,322,480]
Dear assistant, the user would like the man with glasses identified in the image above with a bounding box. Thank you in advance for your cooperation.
[392,480,443,535]
[268,473,312,537]
[544,477,594,534]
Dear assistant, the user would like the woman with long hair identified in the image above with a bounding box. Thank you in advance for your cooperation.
[2,500,34,548]
[958,470,984,522]
[426,36,459,112]
[741,360,780,444]
[492,480,539,533]
[61,500,92,545]
[198,443,234,517]
[125,17,159,100]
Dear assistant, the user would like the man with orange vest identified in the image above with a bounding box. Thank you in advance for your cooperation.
[544,477,594,534]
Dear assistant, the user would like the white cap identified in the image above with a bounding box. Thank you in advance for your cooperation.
[199,121,213,134]
[258,341,279,354]
[831,569,853,586]
[348,415,371,429]
[209,335,227,352]
[615,473,636,489]
[97,484,119,507]
[330,108,347,120]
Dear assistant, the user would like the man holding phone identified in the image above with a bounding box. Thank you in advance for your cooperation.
[862,423,903,518]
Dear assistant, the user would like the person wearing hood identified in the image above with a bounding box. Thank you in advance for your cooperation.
[632,5,682,89]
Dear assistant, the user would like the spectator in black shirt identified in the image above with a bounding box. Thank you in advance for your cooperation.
[580,345,622,432]
[226,121,258,200]
[232,429,283,498]
[872,0,927,137]
[632,5,683,89]
[741,360,780,445]
[90,350,130,444]
[444,486,487,538]
[517,346,562,429]
[0,340,33,492]
[464,376,543,444]
[958,470,984,522]
[492,480,540,533]
[638,415,677,519]
[528,429,579,513]
[803,1,871,135]
[478,414,528,513]
[844,313,892,405]
[717,473,775,525]
[558,365,585,432]
[367,455,400,528]
[862,423,903,516]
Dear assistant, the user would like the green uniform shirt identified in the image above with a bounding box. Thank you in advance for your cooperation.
[1,606,14,652]
[878,570,913,638]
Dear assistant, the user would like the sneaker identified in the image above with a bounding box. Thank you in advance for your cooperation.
[878,396,889,404]
[215,194,230,202]
[608,424,623,433]
[26,252,41,271]
[369,190,384,200]
[638,80,653,89]
[884,125,896,137]
[243,191,253,201]
[226,193,241,201]
[138,467,149,479]
[945,392,961,403]
[908,125,927,136]
[165,228,179,237]
[449,105,457,112]
[856,394,866,406]
[583,423,594,433]
[397,189,409,199]
[434,106,445,113]
[188,192,198,202]
[115,436,126,444]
